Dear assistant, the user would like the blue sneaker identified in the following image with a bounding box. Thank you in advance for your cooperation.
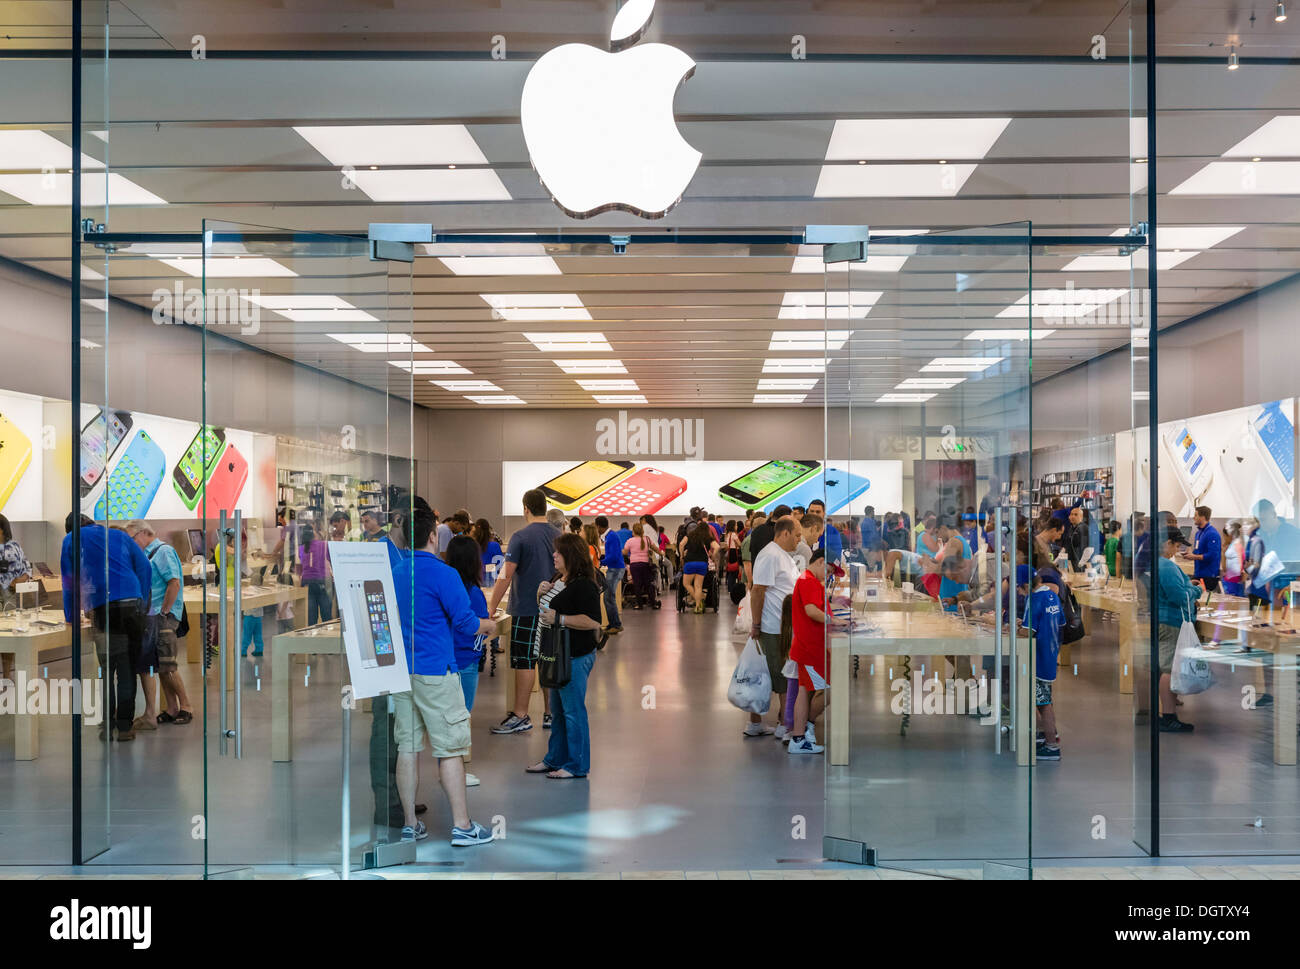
[400,821,428,842]
[787,735,825,755]
[451,820,494,847]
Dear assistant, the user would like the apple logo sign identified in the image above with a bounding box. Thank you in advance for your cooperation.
[521,0,702,220]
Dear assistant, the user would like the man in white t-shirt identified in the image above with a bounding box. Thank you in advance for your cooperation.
[746,518,801,738]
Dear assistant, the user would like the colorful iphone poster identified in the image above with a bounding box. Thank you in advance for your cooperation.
[328,541,411,700]
[501,460,903,519]
[0,389,44,521]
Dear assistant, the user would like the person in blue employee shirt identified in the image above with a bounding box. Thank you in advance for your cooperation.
[595,515,625,635]
[1022,571,1065,760]
[60,513,153,740]
[808,499,842,563]
[390,499,497,847]
[858,506,880,567]
[1181,505,1221,593]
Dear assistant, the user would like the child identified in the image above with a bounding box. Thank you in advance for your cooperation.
[777,595,797,741]
[1022,570,1065,761]
[787,549,846,755]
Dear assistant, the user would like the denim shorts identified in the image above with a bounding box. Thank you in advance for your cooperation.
[683,561,708,576]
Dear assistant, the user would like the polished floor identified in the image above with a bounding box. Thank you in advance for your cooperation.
[2,593,1298,874]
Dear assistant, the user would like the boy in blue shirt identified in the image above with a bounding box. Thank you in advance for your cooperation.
[1023,571,1065,761]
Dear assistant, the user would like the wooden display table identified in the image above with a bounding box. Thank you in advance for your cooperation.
[182,582,308,690]
[828,612,1035,768]
[0,609,91,761]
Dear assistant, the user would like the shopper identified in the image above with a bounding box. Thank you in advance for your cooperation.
[618,521,634,546]
[569,517,584,535]
[1250,499,1300,606]
[328,510,350,542]
[391,500,497,845]
[935,515,973,611]
[1104,521,1123,579]
[61,514,151,742]
[749,504,790,561]
[472,518,504,584]
[679,521,717,613]
[488,489,555,734]
[1222,520,1245,597]
[546,508,566,534]
[299,523,330,625]
[788,549,845,755]
[916,513,943,598]
[525,532,604,780]
[1155,525,1200,732]
[595,515,625,635]
[741,512,765,587]
[125,521,193,727]
[1022,570,1065,760]
[582,522,602,573]
[808,499,842,564]
[0,513,32,613]
[859,507,880,569]
[1183,505,1221,593]
[748,517,800,738]
[443,534,492,788]
[626,522,660,609]
[723,520,743,600]
[360,509,385,542]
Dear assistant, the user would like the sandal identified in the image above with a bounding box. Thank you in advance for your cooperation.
[546,769,586,779]
[173,710,193,724]
[525,762,554,774]
[156,712,176,725]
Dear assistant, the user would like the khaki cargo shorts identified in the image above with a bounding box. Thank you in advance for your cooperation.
[393,672,471,757]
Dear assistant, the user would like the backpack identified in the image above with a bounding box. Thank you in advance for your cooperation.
[148,543,190,638]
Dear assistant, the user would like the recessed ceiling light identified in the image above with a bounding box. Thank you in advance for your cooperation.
[523,332,613,352]
[920,357,1002,373]
[963,329,1056,341]
[754,394,808,404]
[757,378,819,391]
[769,330,853,351]
[896,378,966,389]
[876,393,936,403]
[815,163,978,198]
[1170,161,1300,194]
[327,333,431,353]
[466,395,527,405]
[1277,1,1288,23]
[593,394,647,404]
[0,130,103,170]
[1228,47,1239,70]
[0,172,165,206]
[158,257,297,278]
[763,359,828,374]
[433,380,501,392]
[389,360,471,374]
[482,293,591,322]
[554,359,627,374]
[996,290,1128,319]
[577,379,639,391]
[824,118,1011,161]
[779,291,882,320]
[294,124,492,166]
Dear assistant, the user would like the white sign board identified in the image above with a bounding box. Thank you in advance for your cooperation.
[328,541,411,700]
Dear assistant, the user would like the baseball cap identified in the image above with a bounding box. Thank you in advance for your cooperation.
[1165,526,1190,546]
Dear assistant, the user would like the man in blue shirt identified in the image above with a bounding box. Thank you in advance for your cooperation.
[1155,526,1200,733]
[1023,573,1065,760]
[391,499,497,847]
[808,499,843,564]
[61,514,152,740]
[617,521,634,547]
[126,520,192,728]
[595,515,625,635]
[1182,505,1221,593]
[859,506,880,568]
[1252,499,1300,606]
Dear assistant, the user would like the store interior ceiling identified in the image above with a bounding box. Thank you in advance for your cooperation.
[0,1,1298,408]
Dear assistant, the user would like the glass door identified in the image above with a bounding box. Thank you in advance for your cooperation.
[200,220,414,877]
[821,225,1035,879]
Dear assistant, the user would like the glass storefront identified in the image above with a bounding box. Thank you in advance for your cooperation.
[0,0,1297,877]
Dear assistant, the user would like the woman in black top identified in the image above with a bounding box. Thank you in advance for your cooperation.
[677,521,718,613]
[526,532,603,779]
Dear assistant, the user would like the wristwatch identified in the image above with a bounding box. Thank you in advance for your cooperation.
[558,614,565,628]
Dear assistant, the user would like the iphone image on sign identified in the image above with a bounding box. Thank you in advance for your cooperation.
[1220,401,1295,518]
[198,443,249,520]
[1162,425,1213,506]
[79,408,132,497]
[363,580,396,667]
[0,413,33,513]
[538,460,635,510]
[766,468,871,516]
[172,425,228,511]
[349,580,379,669]
[92,429,166,522]
[718,460,821,511]
[578,467,688,517]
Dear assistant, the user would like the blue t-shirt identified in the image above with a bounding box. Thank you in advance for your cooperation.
[144,539,184,620]
[1156,555,1198,627]
[452,583,490,672]
[860,517,880,552]
[617,527,634,547]
[506,522,556,617]
[1025,586,1065,682]
[602,529,625,569]
[384,535,410,571]
[391,550,481,676]
[1192,523,1221,579]
[481,540,504,580]
[61,523,153,622]
[817,524,843,562]
[938,535,973,609]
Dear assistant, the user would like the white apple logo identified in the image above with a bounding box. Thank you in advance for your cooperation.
[521,0,702,220]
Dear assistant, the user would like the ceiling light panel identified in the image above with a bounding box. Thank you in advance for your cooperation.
[243,294,356,310]
[294,124,491,166]
[159,257,297,278]
[277,309,378,323]
[0,130,103,169]
[346,169,510,202]
[920,357,1002,373]
[757,378,818,391]
[577,379,639,391]
[593,395,648,404]
[327,333,431,353]
[555,359,627,374]
[995,290,1127,319]
[963,329,1055,341]
[389,360,471,374]
[816,164,978,198]
[754,394,808,404]
[877,393,936,403]
[482,294,591,322]
[1222,117,1300,158]
[523,332,613,352]
[763,359,828,374]
[824,118,1012,161]
[0,172,165,206]
[896,378,966,389]
[466,395,527,405]
[779,291,881,320]
[769,330,853,351]
[433,380,501,392]
[1170,162,1300,195]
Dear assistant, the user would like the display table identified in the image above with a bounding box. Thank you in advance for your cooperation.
[182,582,309,690]
[844,580,939,614]
[828,612,1035,768]
[0,609,91,761]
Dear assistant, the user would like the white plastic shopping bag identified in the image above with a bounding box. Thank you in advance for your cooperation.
[727,637,772,714]
[1170,620,1213,695]
[733,593,752,634]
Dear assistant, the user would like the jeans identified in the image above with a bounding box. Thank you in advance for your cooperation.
[369,694,402,826]
[305,578,330,625]
[544,650,595,776]
[603,568,624,627]
[459,664,479,712]
[240,611,264,655]
[92,599,145,733]
[629,561,656,606]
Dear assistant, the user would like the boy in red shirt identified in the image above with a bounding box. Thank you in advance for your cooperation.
[788,549,846,754]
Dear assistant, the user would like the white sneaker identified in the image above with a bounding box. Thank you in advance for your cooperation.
[465,772,481,788]
[773,724,790,742]
[743,722,775,738]
[805,722,817,745]
[788,735,825,755]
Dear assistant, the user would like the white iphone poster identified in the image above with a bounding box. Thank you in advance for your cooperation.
[329,541,411,700]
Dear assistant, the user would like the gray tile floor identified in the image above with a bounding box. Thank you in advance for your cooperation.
[2,600,1298,875]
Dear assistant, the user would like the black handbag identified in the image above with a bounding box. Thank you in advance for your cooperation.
[1061,588,1086,645]
[538,622,572,689]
